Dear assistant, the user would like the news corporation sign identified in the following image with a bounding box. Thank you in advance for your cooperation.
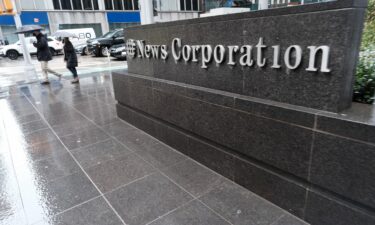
[126,38,331,73]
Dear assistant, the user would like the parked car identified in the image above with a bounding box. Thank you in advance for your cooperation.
[0,36,63,60]
[109,43,127,60]
[87,29,124,57]
[75,43,89,56]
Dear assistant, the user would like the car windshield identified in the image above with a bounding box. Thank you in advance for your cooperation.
[102,31,117,38]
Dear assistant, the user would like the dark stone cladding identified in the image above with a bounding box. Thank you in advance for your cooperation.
[125,1,367,112]
[113,71,375,225]
[115,0,373,224]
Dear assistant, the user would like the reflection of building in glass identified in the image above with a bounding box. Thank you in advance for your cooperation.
[0,0,141,44]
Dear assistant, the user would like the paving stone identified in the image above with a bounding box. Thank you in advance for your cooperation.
[30,152,81,183]
[20,120,48,134]
[52,120,94,137]
[20,139,67,162]
[105,173,193,225]
[60,126,110,150]
[0,162,28,225]
[34,197,123,225]
[136,143,187,170]
[115,129,160,152]
[162,159,224,198]
[45,113,88,127]
[148,200,230,225]
[15,112,42,124]
[85,153,156,193]
[72,138,132,168]
[21,171,100,224]
[101,121,136,137]
[200,179,284,225]
[23,128,58,146]
[272,214,309,225]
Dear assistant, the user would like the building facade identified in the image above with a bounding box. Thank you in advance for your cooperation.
[0,0,331,44]
[0,0,141,43]
[153,0,333,22]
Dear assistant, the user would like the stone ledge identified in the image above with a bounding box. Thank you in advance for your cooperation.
[113,71,375,139]
[115,102,375,225]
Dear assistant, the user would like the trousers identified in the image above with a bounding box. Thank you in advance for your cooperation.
[41,61,60,80]
[67,67,78,78]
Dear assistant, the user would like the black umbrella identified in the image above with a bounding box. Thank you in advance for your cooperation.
[15,25,44,34]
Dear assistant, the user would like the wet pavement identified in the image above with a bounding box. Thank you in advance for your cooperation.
[0,55,126,88]
[0,72,308,225]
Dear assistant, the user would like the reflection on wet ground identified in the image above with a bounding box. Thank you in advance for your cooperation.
[0,72,308,225]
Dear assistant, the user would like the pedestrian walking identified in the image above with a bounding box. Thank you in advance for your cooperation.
[32,30,62,85]
[63,37,79,84]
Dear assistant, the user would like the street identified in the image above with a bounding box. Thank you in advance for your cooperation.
[0,54,127,88]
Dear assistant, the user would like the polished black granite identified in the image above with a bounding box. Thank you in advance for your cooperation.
[113,70,375,225]
[125,1,367,112]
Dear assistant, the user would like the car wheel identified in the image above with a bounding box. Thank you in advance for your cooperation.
[49,48,56,56]
[6,50,18,60]
[101,47,109,57]
[81,47,87,56]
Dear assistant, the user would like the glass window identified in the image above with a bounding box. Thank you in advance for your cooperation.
[73,0,83,10]
[52,0,61,9]
[193,0,198,10]
[158,0,178,11]
[34,0,48,9]
[180,0,199,11]
[123,0,133,10]
[105,0,113,10]
[186,0,192,10]
[83,0,93,10]
[113,30,124,37]
[20,0,35,10]
[1,26,18,44]
[59,23,103,36]
[93,0,99,10]
[109,22,140,30]
[102,31,117,38]
[134,0,139,10]
[114,0,124,10]
[61,0,72,9]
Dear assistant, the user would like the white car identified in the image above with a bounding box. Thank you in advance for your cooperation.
[0,36,63,60]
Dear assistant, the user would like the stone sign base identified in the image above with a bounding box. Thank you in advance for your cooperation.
[113,71,375,225]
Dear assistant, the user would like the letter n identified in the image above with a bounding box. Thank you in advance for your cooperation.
[306,46,331,73]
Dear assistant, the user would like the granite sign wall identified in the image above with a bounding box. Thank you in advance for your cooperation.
[113,0,375,224]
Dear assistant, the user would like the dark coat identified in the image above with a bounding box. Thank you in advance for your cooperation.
[64,42,78,68]
[33,33,52,62]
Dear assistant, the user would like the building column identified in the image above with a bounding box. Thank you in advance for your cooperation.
[11,0,32,65]
[0,26,3,40]
[139,0,154,24]
[259,0,269,10]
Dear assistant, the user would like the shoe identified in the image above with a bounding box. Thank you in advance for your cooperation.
[41,80,50,85]
[71,78,79,84]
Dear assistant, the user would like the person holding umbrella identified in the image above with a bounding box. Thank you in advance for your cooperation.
[63,37,79,83]
[53,31,80,84]
[32,30,62,85]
